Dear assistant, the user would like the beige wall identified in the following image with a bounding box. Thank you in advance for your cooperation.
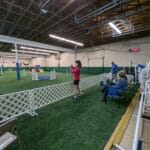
[60,53,75,67]
[2,57,31,67]
[3,57,16,67]
[76,36,150,67]
[31,57,46,67]
[1,36,150,67]
[4,36,148,68]
[31,53,75,67]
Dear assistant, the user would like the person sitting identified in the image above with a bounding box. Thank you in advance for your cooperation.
[101,72,128,103]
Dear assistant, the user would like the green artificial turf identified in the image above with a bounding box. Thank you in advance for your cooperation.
[0,71,90,95]
[9,85,138,150]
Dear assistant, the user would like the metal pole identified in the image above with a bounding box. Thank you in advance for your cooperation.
[87,51,89,74]
[0,52,3,74]
[78,0,127,24]
[135,64,137,83]
[101,49,105,73]
[14,43,21,79]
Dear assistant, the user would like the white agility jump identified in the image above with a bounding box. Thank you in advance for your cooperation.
[32,69,56,81]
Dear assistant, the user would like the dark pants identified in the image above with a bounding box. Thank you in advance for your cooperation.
[101,85,109,103]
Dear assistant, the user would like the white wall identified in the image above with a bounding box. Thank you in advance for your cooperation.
[29,36,150,67]
[3,57,16,67]
[60,53,75,67]
[2,57,31,67]
[31,53,75,67]
[31,57,46,67]
[76,36,150,67]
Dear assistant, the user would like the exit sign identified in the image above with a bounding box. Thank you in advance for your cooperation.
[129,48,140,52]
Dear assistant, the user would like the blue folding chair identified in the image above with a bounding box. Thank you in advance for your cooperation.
[107,86,127,107]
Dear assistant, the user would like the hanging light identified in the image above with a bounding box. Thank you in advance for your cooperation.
[4,55,32,59]
[109,22,122,34]
[20,46,59,54]
[11,50,50,56]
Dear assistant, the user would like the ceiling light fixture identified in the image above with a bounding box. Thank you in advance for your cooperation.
[109,22,122,34]
[20,46,59,54]
[11,50,50,56]
[4,55,32,59]
[49,34,84,46]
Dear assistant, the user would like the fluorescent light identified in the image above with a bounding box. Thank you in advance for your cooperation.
[49,34,84,46]
[109,22,122,34]
[11,50,50,56]
[4,55,32,59]
[20,46,59,54]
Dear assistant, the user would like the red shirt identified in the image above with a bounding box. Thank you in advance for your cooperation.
[71,65,81,80]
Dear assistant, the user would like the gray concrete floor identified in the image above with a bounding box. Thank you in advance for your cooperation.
[119,101,150,150]
[119,101,139,150]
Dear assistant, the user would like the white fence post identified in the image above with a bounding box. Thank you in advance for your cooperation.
[27,90,38,116]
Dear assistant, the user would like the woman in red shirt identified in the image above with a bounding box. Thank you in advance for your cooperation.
[71,60,82,99]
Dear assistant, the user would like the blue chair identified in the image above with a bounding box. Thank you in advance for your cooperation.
[107,86,127,107]
[108,87,126,98]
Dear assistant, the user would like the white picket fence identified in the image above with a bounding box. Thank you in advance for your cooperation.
[0,74,107,123]
[132,60,150,150]
[144,79,150,106]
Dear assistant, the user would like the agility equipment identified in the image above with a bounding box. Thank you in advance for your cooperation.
[65,67,71,76]
[35,65,44,73]
[32,69,56,81]
[22,69,27,77]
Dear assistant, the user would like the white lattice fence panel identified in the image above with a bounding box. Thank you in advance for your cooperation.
[0,91,30,123]
[0,74,110,123]
[31,82,74,110]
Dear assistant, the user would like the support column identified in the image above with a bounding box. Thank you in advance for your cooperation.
[14,43,21,79]
[101,48,105,73]
[87,51,89,74]
[0,52,4,74]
